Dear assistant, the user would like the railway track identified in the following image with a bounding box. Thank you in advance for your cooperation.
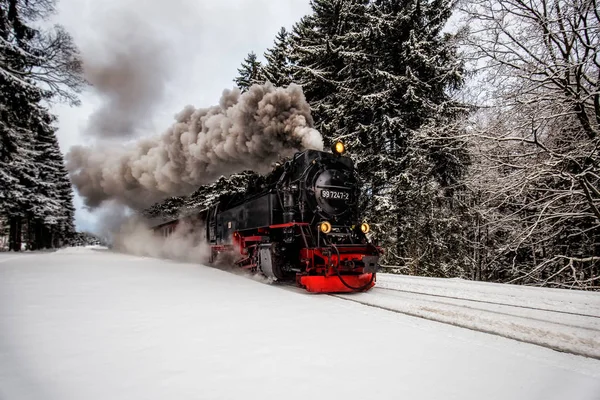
[375,286,600,320]
[328,277,600,360]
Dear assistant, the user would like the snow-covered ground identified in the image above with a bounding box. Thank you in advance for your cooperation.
[337,274,600,359]
[1,247,599,400]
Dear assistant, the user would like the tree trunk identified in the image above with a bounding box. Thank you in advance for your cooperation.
[32,220,42,250]
[8,217,22,252]
[48,226,55,249]
[52,228,59,248]
[37,221,44,250]
[43,225,52,249]
[26,217,35,251]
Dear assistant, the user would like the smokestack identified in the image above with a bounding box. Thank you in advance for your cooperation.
[66,83,323,209]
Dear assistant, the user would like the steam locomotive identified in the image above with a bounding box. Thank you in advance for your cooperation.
[151,142,382,293]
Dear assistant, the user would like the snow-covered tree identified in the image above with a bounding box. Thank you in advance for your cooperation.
[289,1,369,143]
[289,0,470,272]
[263,27,292,88]
[233,52,265,92]
[460,0,600,288]
[57,172,76,244]
[33,120,77,248]
[71,231,104,247]
[29,111,63,249]
[0,0,84,105]
[0,75,44,250]
[0,0,84,251]
[143,197,186,219]
[143,172,260,221]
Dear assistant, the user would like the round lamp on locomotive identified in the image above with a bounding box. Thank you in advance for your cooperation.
[320,221,332,234]
[360,223,370,233]
[331,141,346,155]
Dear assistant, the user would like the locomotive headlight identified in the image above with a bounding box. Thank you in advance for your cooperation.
[320,221,332,234]
[360,223,370,233]
[332,141,345,155]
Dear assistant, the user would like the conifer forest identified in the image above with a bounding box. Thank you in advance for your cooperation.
[1,0,85,250]
[2,0,599,289]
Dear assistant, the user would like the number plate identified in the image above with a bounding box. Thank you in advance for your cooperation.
[321,190,350,200]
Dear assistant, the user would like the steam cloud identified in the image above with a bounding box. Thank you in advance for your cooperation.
[82,9,174,138]
[112,216,210,263]
[112,216,274,284]
[67,83,324,209]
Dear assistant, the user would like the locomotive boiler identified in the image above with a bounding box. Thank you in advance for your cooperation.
[153,142,381,293]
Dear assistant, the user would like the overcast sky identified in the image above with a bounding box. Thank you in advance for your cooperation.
[50,0,312,232]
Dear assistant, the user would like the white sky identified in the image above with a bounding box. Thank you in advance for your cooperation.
[50,0,312,232]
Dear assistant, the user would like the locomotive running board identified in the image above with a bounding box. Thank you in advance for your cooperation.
[298,273,375,293]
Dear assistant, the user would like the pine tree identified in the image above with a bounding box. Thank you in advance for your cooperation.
[288,0,471,273]
[145,171,261,219]
[33,119,77,248]
[289,0,369,145]
[143,197,186,219]
[0,75,45,250]
[234,52,265,92]
[262,27,292,88]
[1,0,84,251]
[30,105,63,249]
[56,172,76,245]
[345,0,470,272]
[71,231,103,247]
[365,0,470,272]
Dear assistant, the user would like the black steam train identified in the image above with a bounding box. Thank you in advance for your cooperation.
[152,142,381,293]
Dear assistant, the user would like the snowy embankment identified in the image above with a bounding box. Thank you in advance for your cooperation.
[335,274,600,359]
[1,247,600,400]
